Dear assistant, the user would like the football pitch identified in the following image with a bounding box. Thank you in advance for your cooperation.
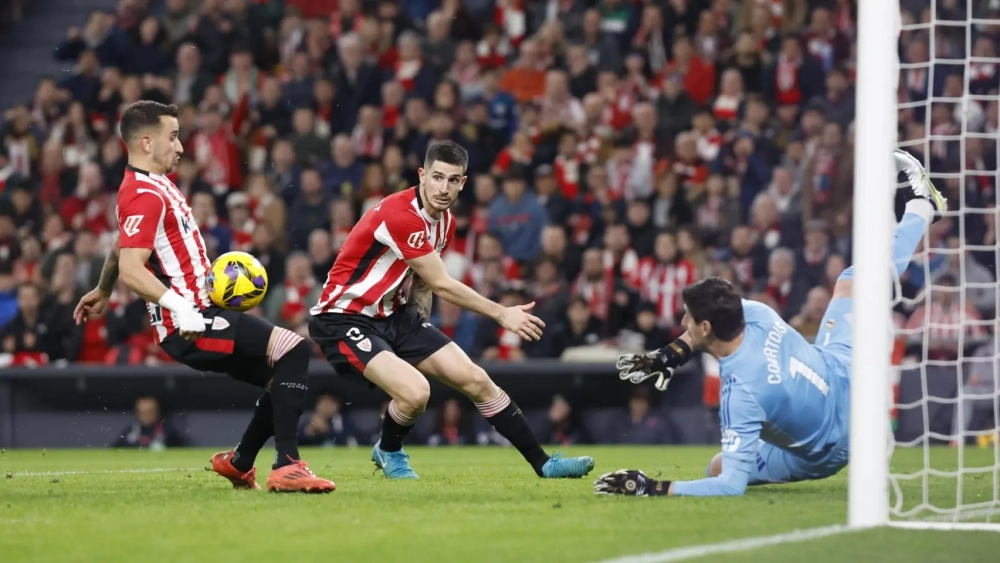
[1,446,998,562]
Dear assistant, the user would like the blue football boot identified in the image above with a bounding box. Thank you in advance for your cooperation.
[541,452,596,478]
[372,439,420,479]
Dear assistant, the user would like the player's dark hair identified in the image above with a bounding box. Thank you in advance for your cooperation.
[681,277,745,342]
[424,140,468,173]
[119,101,178,143]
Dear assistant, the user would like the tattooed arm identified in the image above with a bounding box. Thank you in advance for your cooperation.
[410,274,434,320]
[97,235,121,296]
[73,236,120,324]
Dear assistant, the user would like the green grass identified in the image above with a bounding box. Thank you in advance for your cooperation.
[1,446,999,562]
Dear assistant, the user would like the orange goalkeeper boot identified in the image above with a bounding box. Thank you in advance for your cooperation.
[210,450,260,490]
[266,457,337,494]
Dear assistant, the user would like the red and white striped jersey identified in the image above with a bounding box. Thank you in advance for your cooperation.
[117,165,212,342]
[311,187,455,318]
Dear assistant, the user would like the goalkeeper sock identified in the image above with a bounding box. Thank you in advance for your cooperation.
[232,392,274,473]
[477,390,549,476]
[839,199,933,282]
[269,339,311,469]
[378,400,417,452]
[892,199,935,276]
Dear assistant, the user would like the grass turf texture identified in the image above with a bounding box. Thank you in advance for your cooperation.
[1,446,998,562]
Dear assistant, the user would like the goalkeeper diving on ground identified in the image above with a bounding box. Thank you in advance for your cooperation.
[595,150,948,497]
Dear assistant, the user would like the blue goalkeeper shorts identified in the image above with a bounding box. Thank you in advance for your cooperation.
[748,439,849,485]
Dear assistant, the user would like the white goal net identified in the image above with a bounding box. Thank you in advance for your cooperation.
[887,0,1000,526]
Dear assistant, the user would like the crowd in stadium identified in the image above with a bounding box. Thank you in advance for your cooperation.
[0,0,997,397]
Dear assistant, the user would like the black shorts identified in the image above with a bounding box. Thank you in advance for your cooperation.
[307,305,451,384]
[159,306,276,389]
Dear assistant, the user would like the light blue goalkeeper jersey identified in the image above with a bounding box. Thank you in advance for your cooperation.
[672,299,851,497]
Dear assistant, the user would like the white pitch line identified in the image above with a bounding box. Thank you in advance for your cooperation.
[593,525,854,563]
[8,467,203,477]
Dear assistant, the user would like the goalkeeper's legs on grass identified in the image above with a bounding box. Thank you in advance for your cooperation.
[161,308,335,493]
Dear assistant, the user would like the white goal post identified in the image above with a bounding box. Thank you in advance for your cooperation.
[851,0,1000,531]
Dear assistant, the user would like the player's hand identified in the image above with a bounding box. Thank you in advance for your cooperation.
[498,302,545,341]
[616,351,674,391]
[593,469,670,497]
[175,308,208,341]
[73,288,111,325]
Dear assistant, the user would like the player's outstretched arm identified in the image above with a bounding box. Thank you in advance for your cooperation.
[617,332,694,391]
[407,252,544,341]
[74,235,120,324]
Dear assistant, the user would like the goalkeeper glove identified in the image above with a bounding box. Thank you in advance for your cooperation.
[593,469,670,497]
[616,339,692,391]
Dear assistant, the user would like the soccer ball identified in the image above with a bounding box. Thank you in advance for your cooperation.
[207,251,269,311]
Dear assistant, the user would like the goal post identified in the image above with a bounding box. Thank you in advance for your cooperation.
[848,0,897,530]
[852,0,1000,531]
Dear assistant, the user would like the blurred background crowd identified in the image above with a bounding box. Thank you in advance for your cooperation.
[1,0,999,446]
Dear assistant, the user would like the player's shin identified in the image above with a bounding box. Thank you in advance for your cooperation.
[232,392,274,473]
[477,390,550,476]
[378,400,418,452]
[268,339,312,468]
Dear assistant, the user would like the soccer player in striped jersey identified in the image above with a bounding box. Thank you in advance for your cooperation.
[74,101,334,493]
[596,150,946,497]
[309,141,595,479]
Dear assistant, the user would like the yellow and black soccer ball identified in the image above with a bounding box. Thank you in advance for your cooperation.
[206,251,269,312]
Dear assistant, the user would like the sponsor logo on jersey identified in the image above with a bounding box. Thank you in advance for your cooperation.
[122,215,143,237]
[408,231,426,249]
[825,318,836,330]
[357,338,372,352]
[212,317,231,331]
[421,322,433,328]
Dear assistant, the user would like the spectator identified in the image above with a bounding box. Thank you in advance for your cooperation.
[546,295,605,359]
[298,392,359,447]
[764,34,825,109]
[539,394,590,446]
[287,169,331,251]
[610,387,669,444]
[110,397,184,450]
[489,166,547,263]
[790,286,832,343]
[265,252,318,331]
[757,246,809,320]
[426,398,479,446]
[906,274,988,362]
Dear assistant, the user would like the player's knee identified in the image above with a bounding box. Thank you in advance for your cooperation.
[269,328,309,370]
[457,364,498,402]
[395,376,431,416]
[706,453,723,478]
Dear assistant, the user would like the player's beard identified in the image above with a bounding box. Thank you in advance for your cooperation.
[159,153,180,174]
[422,185,454,212]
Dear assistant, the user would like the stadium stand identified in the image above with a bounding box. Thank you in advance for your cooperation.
[0,0,996,447]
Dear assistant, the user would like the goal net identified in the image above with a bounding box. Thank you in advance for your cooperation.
[859,0,1000,529]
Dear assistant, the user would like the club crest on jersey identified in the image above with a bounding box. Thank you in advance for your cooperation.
[357,338,372,352]
[408,231,426,249]
[122,215,143,237]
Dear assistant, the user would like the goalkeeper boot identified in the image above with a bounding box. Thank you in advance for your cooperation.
[894,149,948,219]
[372,439,420,479]
[210,450,260,490]
[266,457,336,493]
[541,452,596,479]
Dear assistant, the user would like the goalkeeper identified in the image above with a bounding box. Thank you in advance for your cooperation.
[595,150,947,497]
